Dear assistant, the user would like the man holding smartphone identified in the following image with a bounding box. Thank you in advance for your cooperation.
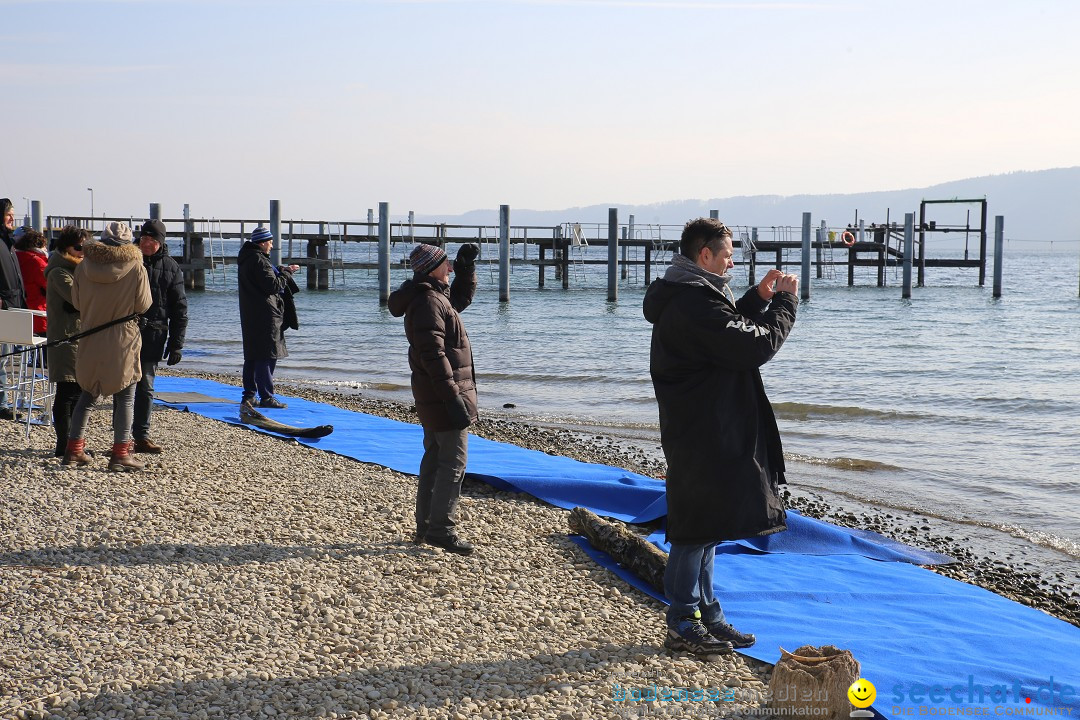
[643,217,799,655]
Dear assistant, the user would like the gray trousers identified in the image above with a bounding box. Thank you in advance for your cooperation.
[68,383,137,445]
[416,427,468,539]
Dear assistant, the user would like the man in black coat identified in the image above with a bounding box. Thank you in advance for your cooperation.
[237,226,298,409]
[643,218,799,656]
[131,219,188,453]
[0,198,27,421]
[388,241,479,556]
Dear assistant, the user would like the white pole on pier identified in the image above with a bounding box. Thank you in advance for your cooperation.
[30,201,41,232]
[499,205,510,303]
[269,200,281,266]
[378,202,390,305]
[992,216,1004,298]
[902,213,914,299]
[800,212,811,301]
[607,207,619,302]
[149,203,161,222]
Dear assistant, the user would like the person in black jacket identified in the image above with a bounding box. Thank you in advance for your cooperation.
[131,220,188,453]
[643,218,799,656]
[237,226,298,409]
[388,242,479,556]
[0,198,27,421]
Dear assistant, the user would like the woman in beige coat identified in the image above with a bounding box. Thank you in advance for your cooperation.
[63,222,152,471]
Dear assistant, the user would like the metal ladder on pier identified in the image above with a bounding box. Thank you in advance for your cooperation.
[204,219,228,286]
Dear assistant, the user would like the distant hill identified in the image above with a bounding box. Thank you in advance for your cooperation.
[421,167,1079,247]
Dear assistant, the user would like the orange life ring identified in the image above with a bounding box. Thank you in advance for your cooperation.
[841,231,856,246]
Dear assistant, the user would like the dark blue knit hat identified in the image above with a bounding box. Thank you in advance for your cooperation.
[251,226,273,244]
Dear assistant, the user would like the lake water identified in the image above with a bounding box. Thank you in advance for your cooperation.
[177,239,1080,586]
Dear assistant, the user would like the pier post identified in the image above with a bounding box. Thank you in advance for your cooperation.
[367,209,374,238]
[317,222,328,289]
[499,205,510,302]
[992,216,1004,298]
[816,220,825,279]
[645,244,652,285]
[30,201,41,232]
[979,201,989,286]
[607,207,619,302]
[628,214,636,283]
[269,200,281,267]
[902,213,914,299]
[709,210,719,220]
[800,212,811,301]
[748,228,758,285]
[306,237,317,290]
[149,203,161,222]
[378,202,390,305]
[181,204,191,289]
[621,228,628,280]
[538,241,546,289]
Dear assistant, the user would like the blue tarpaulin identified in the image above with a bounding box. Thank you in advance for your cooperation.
[156,376,1080,717]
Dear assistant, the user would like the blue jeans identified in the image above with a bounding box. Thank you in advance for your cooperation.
[132,360,157,440]
[416,427,468,539]
[242,358,277,400]
[664,542,726,628]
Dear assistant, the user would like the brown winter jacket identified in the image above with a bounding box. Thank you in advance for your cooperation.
[72,241,152,397]
[387,268,478,431]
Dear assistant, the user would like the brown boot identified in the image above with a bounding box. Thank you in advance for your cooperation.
[133,438,162,454]
[108,442,144,472]
[62,438,93,466]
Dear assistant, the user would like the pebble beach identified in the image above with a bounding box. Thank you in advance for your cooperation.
[0,373,774,720]
[2,371,1076,720]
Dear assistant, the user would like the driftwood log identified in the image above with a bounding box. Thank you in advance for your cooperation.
[568,507,667,593]
[768,645,860,720]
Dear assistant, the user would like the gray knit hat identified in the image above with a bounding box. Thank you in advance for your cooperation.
[100,221,133,247]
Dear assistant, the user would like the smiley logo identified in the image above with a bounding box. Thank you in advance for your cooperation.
[848,679,876,709]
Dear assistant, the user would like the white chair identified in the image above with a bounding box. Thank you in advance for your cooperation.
[0,308,54,440]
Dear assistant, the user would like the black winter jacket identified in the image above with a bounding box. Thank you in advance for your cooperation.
[643,279,798,544]
[138,242,188,363]
[387,267,478,431]
[237,241,297,361]
[0,209,26,310]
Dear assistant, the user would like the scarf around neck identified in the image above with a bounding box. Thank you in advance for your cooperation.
[662,253,735,303]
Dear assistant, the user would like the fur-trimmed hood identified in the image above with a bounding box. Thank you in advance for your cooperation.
[81,240,143,285]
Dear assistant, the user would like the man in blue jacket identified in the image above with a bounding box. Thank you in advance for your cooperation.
[643,218,799,655]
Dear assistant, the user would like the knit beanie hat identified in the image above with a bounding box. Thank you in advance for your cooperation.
[100,221,133,247]
[409,243,448,276]
[250,226,274,244]
[140,219,167,243]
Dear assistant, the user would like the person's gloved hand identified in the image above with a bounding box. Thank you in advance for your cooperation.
[446,394,473,429]
[454,243,480,274]
[166,348,183,366]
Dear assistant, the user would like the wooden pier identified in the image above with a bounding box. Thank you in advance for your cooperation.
[34,197,1004,301]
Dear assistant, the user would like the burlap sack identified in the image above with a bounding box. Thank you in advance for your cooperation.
[768,645,860,720]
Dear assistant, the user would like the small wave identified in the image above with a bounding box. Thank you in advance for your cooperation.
[787,453,902,472]
[997,525,1080,558]
[773,402,926,421]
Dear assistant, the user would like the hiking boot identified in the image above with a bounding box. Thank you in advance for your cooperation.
[62,438,93,467]
[133,438,162,454]
[705,619,756,649]
[413,525,428,545]
[425,533,474,555]
[664,616,733,655]
[259,396,287,409]
[108,442,144,472]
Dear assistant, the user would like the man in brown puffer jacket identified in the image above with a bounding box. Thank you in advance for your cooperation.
[388,242,480,555]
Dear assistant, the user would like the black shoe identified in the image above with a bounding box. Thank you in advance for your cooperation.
[705,620,756,649]
[259,396,287,409]
[412,527,427,545]
[664,616,734,655]
[425,533,474,555]
[0,407,21,421]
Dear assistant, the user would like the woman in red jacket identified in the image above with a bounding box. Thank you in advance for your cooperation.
[14,227,48,335]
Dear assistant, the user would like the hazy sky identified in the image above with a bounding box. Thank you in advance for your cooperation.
[3,0,1078,222]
